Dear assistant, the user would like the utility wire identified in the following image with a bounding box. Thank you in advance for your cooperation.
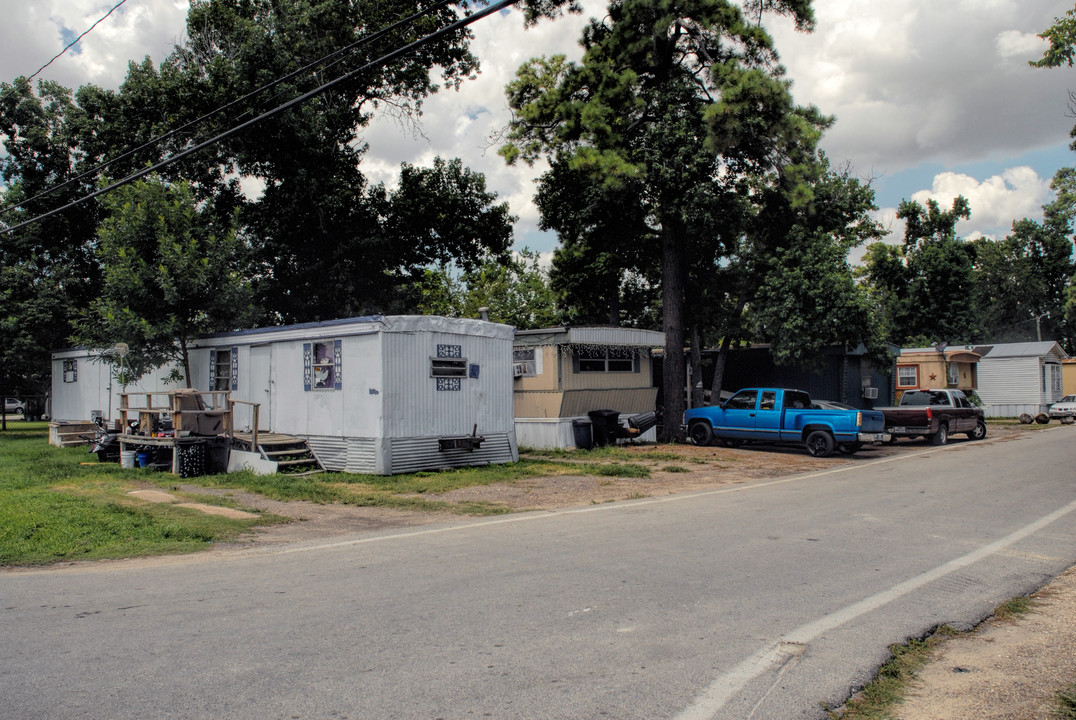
[2,0,517,235]
[0,0,455,218]
[26,0,130,83]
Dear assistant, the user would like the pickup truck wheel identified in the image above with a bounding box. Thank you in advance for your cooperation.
[966,420,987,440]
[805,430,835,458]
[688,421,714,446]
[930,423,949,446]
[837,442,862,455]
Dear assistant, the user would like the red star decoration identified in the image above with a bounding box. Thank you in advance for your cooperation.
[929,373,937,381]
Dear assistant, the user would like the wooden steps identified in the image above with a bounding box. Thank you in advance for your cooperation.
[232,433,324,476]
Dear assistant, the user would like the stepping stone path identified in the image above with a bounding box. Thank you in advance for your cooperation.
[127,489,259,520]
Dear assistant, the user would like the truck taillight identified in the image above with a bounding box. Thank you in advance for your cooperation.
[926,407,932,420]
[856,411,862,427]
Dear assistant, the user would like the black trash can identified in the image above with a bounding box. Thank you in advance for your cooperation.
[177,441,207,478]
[587,409,621,447]
[572,419,593,450]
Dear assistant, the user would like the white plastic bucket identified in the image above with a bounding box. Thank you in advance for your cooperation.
[120,450,137,469]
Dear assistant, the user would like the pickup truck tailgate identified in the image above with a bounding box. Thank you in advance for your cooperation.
[861,410,886,433]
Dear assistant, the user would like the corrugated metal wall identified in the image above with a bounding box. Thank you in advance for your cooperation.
[306,436,378,474]
[380,330,514,439]
[387,433,517,474]
[977,357,1048,416]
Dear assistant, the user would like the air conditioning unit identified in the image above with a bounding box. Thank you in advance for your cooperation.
[512,362,526,378]
[862,386,879,400]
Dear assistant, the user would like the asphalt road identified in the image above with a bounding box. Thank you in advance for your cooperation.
[3,427,1076,720]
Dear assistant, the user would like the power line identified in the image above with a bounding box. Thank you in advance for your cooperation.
[0,0,455,218]
[26,0,130,83]
[1,0,519,236]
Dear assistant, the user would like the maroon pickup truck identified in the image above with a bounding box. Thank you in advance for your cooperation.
[880,389,986,445]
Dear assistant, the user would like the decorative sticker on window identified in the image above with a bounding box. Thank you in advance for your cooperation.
[231,346,239,391]
[437,378,462,391]
[304,339,343,391]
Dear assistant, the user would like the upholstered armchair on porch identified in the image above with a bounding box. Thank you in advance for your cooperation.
[170,388,230,436]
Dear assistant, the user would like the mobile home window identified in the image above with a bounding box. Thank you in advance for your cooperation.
[62,359,77,383]
[513,348,537,377]
[574,346,637,373]
[896,365,918,388]
[430,358,468,377]
[947,363,959,387]
[304,339,342,391]
[209,347,238,391]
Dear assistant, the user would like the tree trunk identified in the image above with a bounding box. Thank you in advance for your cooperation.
[659,221,686,442]
[689,324,704,409]
[710,334,731,404]
[607,273,621,326]
[180,338,193,389]
[710,298,746,404]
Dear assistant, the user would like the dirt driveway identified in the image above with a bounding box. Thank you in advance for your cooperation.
[204,422,1075,719]
[213,424,1030,547]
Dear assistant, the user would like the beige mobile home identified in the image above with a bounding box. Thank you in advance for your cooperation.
[513,326,664,449]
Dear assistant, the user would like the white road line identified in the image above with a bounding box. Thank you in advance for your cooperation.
[673,494,1076,720]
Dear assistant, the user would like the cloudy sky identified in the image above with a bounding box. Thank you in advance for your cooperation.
[2,0,1074,259]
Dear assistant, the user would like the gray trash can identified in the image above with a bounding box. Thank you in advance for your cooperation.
[572,419,593,450]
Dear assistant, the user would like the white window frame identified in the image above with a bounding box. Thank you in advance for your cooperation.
[574,346,638,374]
[896,364,918,388]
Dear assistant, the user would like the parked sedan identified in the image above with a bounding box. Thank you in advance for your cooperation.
[1049,395,1076,423]
[3,398,25,415]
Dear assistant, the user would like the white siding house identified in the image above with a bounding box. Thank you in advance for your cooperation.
[49,348,176,424]
[52,316,518,474]
[974,341,1068,418]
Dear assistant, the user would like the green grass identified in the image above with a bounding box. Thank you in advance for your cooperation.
[1057,683,1076,719]
[829,590,1042,719]
[992,595,1036,621]
[0,423,276,566]
[0,426,667,565]
[827,626,960,719]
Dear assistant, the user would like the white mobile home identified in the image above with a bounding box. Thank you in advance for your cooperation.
[513,326,664,449]
[50,348,176,424]
[973,341,1069,418]
[52,315,518,474]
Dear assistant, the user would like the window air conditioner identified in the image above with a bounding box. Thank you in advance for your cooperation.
[862,387,879,400]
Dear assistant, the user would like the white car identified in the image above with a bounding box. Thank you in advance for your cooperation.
[3,398,25,415]
[1049,395,1076,422]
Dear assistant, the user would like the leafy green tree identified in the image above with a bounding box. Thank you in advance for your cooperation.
[1031,4,1076,70]
[415,248,563,329]
[742,160,888,367]
[862,196,980,345]
[0,79,103,403]
[501,0,828,439]
[73,177,255,386]
[534,155,655,325]
[972,217,1073,344]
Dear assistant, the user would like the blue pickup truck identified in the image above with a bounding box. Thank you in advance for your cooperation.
[682,388,889,457]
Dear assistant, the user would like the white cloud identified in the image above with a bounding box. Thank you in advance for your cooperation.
[769,0,1075,172]
[995,29,1049,60]
[4,0,1073,259]
[910,166,1052,235]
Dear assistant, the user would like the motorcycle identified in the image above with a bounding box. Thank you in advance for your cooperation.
[80,416,122,463]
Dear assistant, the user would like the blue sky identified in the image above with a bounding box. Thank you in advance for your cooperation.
[2,0,1074,261]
